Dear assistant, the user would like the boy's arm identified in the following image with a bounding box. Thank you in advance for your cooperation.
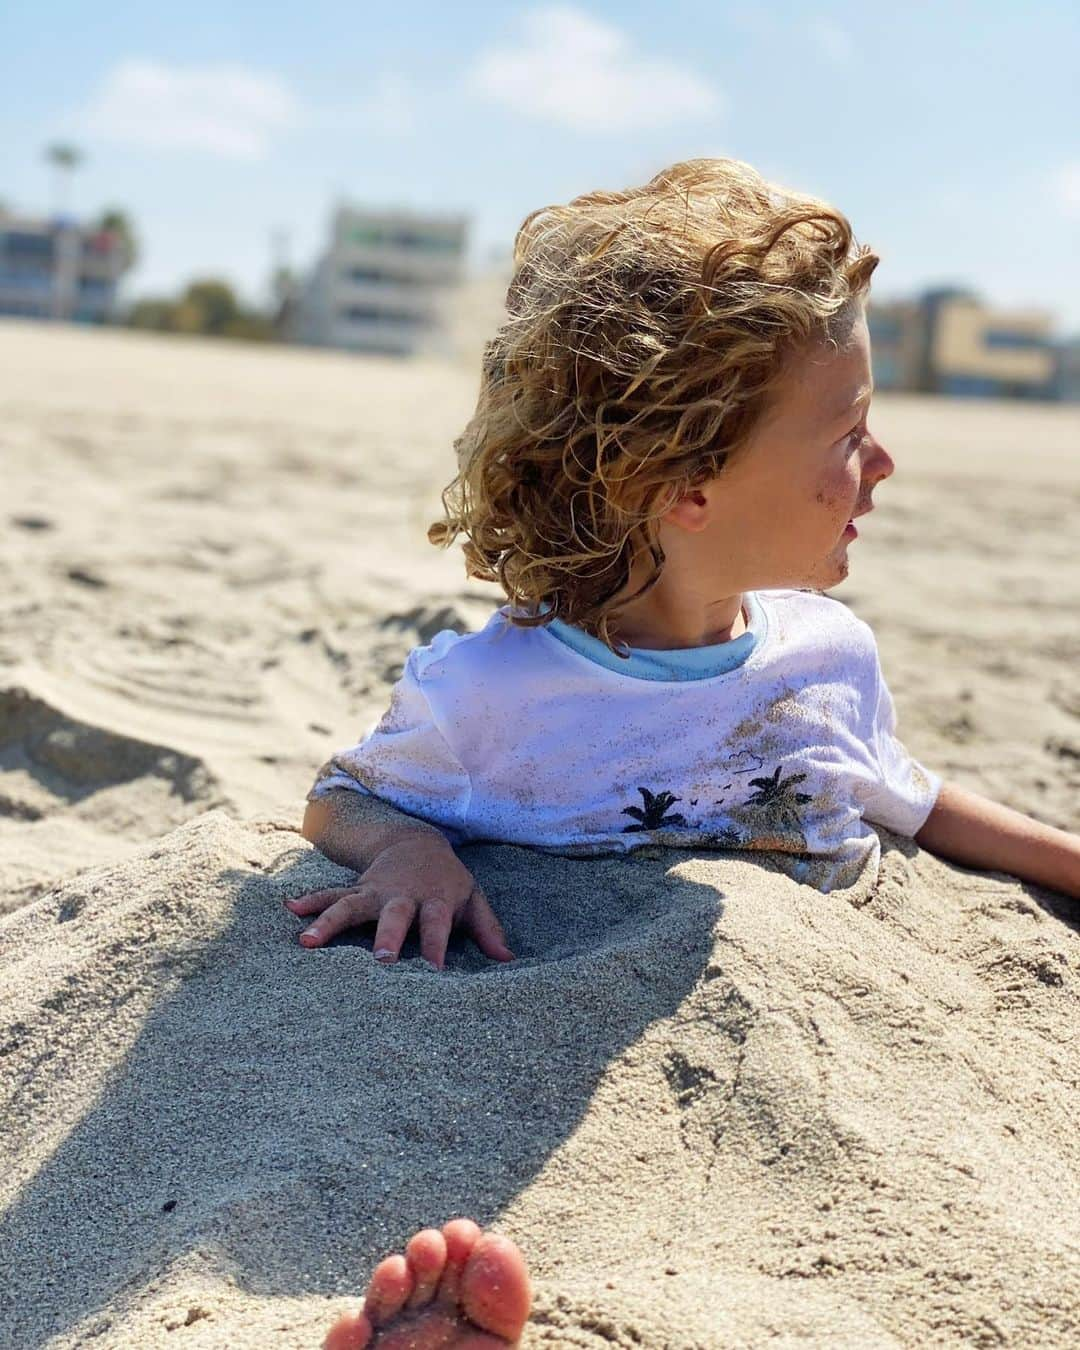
[914,779,1080,899]
[295,788,511,966]
[301,787,457,872]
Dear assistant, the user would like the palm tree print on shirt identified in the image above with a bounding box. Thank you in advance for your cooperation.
[619,765,816,850]
[724,762,815,859]
[745,765,813,811]
[621,787,688,832]
[620,764,815,835]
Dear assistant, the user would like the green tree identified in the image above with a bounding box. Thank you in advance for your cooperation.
[124,278,276,342]
[222,313,276,341]
[127,298,177,331]
[173,279,240,336]
[95,207,138,269]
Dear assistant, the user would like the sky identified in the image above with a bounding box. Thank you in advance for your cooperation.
[2,1,1079,330]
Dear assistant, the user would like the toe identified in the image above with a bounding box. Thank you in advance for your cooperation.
[323,1310,373,1350]
[405,1227,448,1308]
[362,1252,415,1328]
[460,1234,532,1343]
[434,1218,483,1307]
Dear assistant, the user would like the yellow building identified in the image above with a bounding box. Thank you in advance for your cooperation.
[927,292,1056,399]
[868,288,1060,400]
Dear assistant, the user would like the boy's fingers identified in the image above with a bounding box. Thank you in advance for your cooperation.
[418,899,454,970]
[284,886,358,916]
[299,892,380,947]
[370,897,418,965]
[465,888,514,962]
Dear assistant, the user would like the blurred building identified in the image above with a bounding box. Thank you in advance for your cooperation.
[925,289,1057,398]
[1052,335,1080,403]
[285,204,468,356]
[866,299,924,390]
[868,287,1064,400]
[0,211,131,323]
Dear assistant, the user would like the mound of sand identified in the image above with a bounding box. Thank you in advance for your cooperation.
[1,810,1078,1348]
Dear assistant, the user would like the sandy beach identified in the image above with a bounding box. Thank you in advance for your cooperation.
[1,317,1078,1348]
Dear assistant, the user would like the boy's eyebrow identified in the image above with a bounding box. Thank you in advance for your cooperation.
[828,382,875,424]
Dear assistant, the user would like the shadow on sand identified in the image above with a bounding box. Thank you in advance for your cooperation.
[0,811,729,1346]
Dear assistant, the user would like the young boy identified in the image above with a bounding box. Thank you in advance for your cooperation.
[289,157,1080,976]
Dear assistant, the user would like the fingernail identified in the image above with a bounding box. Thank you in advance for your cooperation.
[374,948,394,963]
[301,929,318,942]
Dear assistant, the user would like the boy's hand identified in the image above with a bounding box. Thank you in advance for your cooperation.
[284,833,514,970]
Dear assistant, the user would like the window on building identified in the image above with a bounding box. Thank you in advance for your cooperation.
[78,276,112,298]
[0,269,53,294]
[339,304,423,325]
[2,231,55,264]
[390,231,459,252]
[983,330,1050,351]
[343,266,423,286]
[347,227,386,247]
[346,225,459,254]
[942,374,1005,398]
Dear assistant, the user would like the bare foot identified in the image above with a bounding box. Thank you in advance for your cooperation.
[323,1218,531,1349]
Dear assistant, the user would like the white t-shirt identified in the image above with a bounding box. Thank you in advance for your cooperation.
[309,589,942,893]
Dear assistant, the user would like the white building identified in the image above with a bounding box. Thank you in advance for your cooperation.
[287,204,468,356]
[0,211,131,323]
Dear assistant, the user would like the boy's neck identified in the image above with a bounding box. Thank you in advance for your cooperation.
[607,592,748,651]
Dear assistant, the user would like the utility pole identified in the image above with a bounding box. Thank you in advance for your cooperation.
[270,227,295,331]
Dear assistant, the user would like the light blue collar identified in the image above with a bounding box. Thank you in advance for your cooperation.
[536,592,766,681]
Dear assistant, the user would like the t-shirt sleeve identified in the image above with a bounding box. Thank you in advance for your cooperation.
[306,648,471,842]
[855,654,942,837]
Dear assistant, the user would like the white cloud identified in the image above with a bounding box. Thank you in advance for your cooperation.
[466,6,721,132]
[81,59,300,160]
[1053,162,1080,217]
[806,20,855,65]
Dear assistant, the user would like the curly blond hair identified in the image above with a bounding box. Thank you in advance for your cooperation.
[428,157,878,654]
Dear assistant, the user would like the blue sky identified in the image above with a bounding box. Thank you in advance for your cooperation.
[3,2,1079,329]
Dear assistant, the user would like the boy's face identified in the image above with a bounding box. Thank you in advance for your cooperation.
[676,308,893,593]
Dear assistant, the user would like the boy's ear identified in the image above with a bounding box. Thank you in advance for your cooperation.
[661,486,712,531]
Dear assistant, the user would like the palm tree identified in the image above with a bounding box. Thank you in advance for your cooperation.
[745,766,813,810]
[45,143,84,217]
[43,144,85,320]
[621,786,688,832]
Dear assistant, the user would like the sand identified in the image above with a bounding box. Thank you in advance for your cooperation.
[1,318,1078,1348]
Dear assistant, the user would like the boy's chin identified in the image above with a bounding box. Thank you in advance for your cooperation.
[756,541,852,593]
[800,551,851,590]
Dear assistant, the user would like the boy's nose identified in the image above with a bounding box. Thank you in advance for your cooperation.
[864,434,894,484]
